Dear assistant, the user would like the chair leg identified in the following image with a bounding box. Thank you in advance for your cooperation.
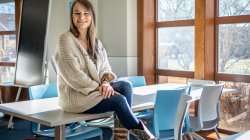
[187,131,194,140]
[214,128,221,139]
[183,135,187,140]
[100,134,103,140]
[191,132,205,140]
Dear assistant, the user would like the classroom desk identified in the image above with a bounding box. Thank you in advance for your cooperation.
[132,83,236,108]
[0,83,236,140]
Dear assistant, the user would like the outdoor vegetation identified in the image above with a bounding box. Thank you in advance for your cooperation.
[158,0,250,132]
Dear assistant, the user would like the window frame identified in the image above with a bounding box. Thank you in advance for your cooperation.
[0,0,21,68]
[215,0,250,83]
[156,0,195,82]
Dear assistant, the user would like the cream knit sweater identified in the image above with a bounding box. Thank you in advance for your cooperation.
[55,32,117,113]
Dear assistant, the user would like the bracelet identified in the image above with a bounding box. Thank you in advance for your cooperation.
[102,78,109,83]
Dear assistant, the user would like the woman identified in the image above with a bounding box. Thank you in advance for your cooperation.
[55,0,155,139]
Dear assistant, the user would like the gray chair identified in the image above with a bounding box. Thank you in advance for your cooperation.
[175,94,193,140]
[187,79,216,91]
[188,84,224,139]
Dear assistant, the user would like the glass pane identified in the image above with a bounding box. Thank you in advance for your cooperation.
[0,66,15,83]
[218,23,250,75]
[158,76,187,84]
[158,0,194,21]
[158,27,194,71]
[0,1,15,31]
[219,0,250,17]
[219,81,250,132]
[0,35,16,62]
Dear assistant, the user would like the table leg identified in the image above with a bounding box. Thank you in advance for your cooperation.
[7,87,22,129]
[194,100,199,116]
[55,125,66,140]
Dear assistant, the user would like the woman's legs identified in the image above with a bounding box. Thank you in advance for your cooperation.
[111,80,133,107]
[85,80,155,139]
[85,93,140,129]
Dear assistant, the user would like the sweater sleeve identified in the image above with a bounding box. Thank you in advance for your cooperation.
[56,33,99,95]
[98,40,117,82]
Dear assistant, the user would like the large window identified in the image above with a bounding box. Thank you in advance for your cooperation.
[216,0,250,132]
[217,0,250,77]
[158,27,194,71]
[156,0,195,82]
[0,0,18,83]
[139,0,250,133]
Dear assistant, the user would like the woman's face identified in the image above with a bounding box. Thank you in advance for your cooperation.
[72,2,92,31]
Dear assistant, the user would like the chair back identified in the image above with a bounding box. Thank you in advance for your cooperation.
[118,76,146,87]
[174,94,192,140]
[187,79,216,91]
[187,79,216,86]
[153,87,190,138]
[198,84,224,128]
[50,55,57,74]
[29,83,58,100]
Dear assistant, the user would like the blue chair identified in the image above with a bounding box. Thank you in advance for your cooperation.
[118,76,154,120]
[153,87,191,140]
[29,83,103,140]
[117,76,146,87]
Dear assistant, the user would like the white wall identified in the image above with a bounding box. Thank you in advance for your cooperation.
[47,0,70,82]
[97,0,137,77]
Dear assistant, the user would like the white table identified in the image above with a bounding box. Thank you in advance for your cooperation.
[132,83,236,109]
[0,83,236,140]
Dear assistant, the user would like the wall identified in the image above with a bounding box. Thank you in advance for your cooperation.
[47,0,70,82]
[97,0,137,77]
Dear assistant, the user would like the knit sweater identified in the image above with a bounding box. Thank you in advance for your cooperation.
[55,32,117,113]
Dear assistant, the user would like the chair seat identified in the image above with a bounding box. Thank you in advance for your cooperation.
[189,116,218,131]
[135,109,153,120]
[34,124,102,139]
[157,129,187,140]
[86,116,114,128]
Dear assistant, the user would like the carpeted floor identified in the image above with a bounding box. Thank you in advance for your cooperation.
[0,116,141,140]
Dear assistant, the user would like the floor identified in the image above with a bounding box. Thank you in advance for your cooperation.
[0,114,232,140]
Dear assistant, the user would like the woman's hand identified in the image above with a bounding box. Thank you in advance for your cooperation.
[99,81,116,99]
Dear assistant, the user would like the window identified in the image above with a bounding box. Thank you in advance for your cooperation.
[0,0,19,83]
[156,0,195,81]
[216,0,250,82]
[139,0,250,133]
[216,0,250,132]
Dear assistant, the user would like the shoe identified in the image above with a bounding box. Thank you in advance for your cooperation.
[129,120,156,140]
[113,114,128,140]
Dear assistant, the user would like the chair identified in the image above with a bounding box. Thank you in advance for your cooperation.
[117,76,146,87]
[188,84,224,139]
[29,83,103,140]
[175,94,193,140]
[187,79,216,91]
[153,87,191,140]
[118,76,157,122]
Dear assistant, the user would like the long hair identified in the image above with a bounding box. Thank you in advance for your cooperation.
[70,0,98,63]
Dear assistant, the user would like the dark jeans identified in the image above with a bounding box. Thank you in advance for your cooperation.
[84,80,141,130]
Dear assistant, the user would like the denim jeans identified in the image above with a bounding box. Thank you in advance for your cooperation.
[84,80,141,130]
